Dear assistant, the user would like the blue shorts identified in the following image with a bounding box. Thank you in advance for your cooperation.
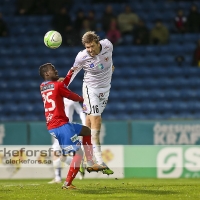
[49,123,82,155]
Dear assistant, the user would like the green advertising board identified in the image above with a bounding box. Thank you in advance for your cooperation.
[103,121,130,144]
[0,123,28,145]
[29,122,51,145]
[124,145,200,178]
[131,120,200,145]
[0,121,130,145]
[2,120,200,146]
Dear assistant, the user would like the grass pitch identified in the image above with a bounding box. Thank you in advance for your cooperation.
[0,178,200,200]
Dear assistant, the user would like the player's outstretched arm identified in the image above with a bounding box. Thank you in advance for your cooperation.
[68,66,82,86]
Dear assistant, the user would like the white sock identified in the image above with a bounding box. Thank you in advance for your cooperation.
[53,158,61,181]
[54,168,61,181]
[91,129,103,165]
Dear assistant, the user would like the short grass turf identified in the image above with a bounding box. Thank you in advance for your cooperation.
[0,178,200,200]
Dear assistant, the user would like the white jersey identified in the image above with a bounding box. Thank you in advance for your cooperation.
[71,39,113,88]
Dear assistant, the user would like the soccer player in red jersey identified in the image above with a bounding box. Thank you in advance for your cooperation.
[39,63,104,189]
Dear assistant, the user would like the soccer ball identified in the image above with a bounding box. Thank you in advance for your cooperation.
[44,30,62,49]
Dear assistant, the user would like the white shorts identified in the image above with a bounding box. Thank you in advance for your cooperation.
[52,138,61,151]
[82,83,110,116]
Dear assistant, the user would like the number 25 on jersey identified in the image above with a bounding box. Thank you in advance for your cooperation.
[42,91,55,112]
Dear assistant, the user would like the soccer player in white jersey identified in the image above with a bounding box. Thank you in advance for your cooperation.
[48,99,86,183]
[68,31,114,175]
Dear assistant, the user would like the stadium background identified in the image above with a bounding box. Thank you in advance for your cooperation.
[0,0,200,179]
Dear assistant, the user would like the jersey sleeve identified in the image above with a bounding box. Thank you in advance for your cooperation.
[62,69,74,86]
[68,52,84,85]
[104,39,113,52]
[58,82,83,102]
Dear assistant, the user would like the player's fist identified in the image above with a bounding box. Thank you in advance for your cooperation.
[67,69,74,77]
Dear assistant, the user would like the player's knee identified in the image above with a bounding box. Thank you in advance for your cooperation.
[84,126,91,135]
[80,126,91,136]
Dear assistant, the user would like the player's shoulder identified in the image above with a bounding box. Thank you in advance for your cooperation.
[100,38,113,50]
[75,49,89,61]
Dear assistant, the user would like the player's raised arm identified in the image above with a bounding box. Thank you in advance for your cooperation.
[62,69,74,86]
[68,53,83,85]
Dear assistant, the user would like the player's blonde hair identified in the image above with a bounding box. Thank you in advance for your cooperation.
[82,31,100,45]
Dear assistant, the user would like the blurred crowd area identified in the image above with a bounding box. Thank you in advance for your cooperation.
[0,0,200,46]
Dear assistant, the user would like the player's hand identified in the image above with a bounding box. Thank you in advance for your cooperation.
[67,69,74,77]
[57,77,64,82]
[71,66,78,71]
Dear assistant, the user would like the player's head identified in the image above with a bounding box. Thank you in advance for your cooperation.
[39,63,59,81]
[82,31,100,57]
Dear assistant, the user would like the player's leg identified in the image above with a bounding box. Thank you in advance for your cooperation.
[97,92,114,175]
[49,123,84,189]
[75,124,104,172]
[86,114,103,164]
[48,138,73,184]
[87,115,114,174]
[48,138,62,184]
[62,147,83,189]
[74,106,86,179]
[83,85,113,174]
[82,84,104,165]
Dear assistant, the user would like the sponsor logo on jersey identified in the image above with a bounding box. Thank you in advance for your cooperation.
[90,63,94,68]
[104,46,109,49]
[41,84,54,92]
[98,64,104,69]
[99,93,104,98]
[70,134,79,143]
[104,57,109,62]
